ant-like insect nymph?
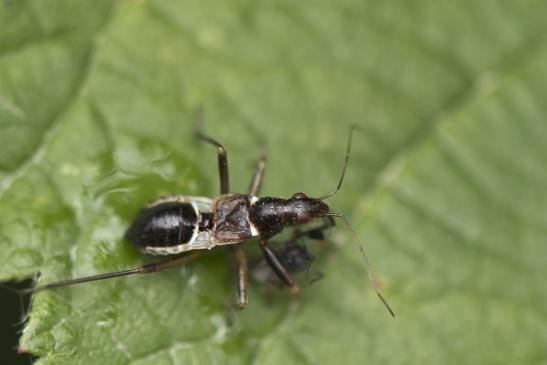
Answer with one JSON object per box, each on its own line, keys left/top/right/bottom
{"left": 23, "top": 109, "right": 395, "bottom": 317}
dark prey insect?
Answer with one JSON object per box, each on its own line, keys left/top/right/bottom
{"left": 24, "top": 110, "right": 395, "bottom": 316}
{"left": 251, "top": 221, "right": 333, "bottom": 287}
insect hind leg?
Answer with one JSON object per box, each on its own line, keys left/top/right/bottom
{"left": 21, "top": 252, "right": 203, "bottom": 294}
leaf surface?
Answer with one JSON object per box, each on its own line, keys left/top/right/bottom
{"left": 1, "top": 1, "right": 547, "bottom": 364}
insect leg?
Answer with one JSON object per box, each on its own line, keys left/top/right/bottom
{"left": 22, "top": 252, "right": 203, "bottom": 294}
{"left": 259, "top": 239, "right": 299, "bottom": 294}
{"left": 233, "top": 244, "right": 248, "bottom": 309}
{"left": 248, "top": 154, "right": 266, "bottom": 196}
{"left": 193, "top": 107, "right": 230, "bottom": 194}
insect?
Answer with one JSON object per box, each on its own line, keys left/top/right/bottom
{"left": 251, "top": 221, "right": 333, "bottom": 287}
{"left": 24, "top": 110, "right": 395, "bottom": 316}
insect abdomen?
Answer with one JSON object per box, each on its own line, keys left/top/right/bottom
{"left": 125, "top": 201, "right": 198, "bottom": 254}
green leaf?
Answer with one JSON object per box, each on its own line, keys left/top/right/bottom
{"left": 2, "top": 0, "right": 547, "bottom": 364}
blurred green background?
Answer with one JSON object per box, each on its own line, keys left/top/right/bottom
{"left": 1, "top": 0, "right": 547, "bottom": 364}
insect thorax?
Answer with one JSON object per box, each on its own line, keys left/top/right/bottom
{"left": 212, "top": 194, "right": 255, "bottom": 244}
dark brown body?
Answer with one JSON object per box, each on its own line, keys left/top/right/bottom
{"left": 249, "top": 194, "right": 329, "bottom": 238}
{"left": 125, "top": 191, "right": 330, "bottom": 257}
{"left": 125, "top": 194, "right": 256, "bottom": 255}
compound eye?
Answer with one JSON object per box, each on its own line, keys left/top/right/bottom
{"left": 292, "top": 192, "right": 307, "bottom": 199}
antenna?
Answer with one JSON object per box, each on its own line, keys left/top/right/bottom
{"left": 325, "top": 212, "right": 395, "bottom": 317}
{"left": 319, "top": 125, "right": 358, "bottom": 201}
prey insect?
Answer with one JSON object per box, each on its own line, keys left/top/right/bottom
{"left": 251, "top": 221, "right": 332, "bottom": 287}
{"left": 24, "top": 111, "right": 395, "bottom": 316}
